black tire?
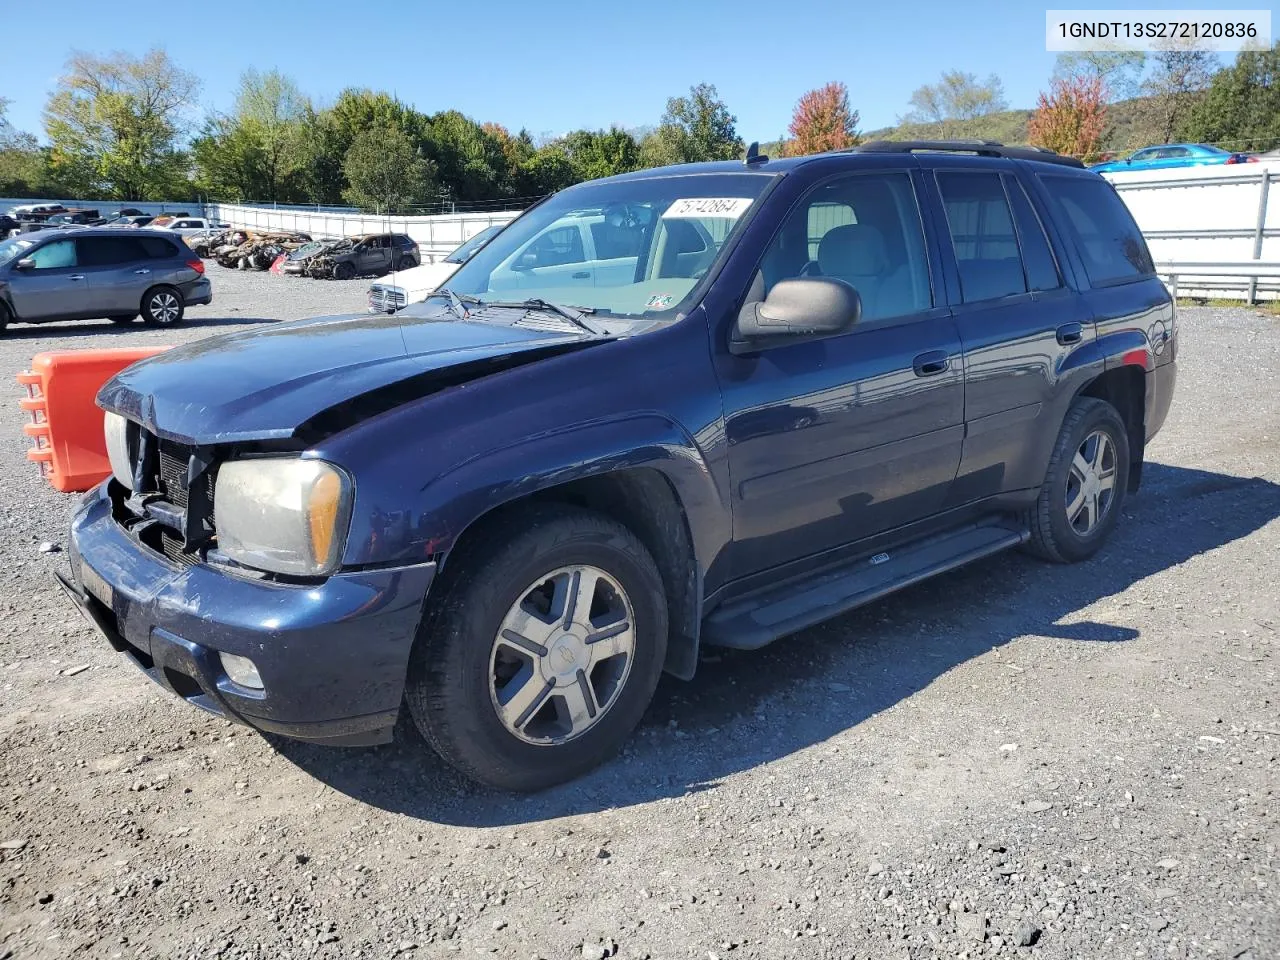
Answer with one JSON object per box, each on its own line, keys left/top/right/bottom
{"left": 108, "top": 314, "right": 137, "bottom": 325}
{"left": 1022, "top": 397, "right": 1130, "bottom": 563}
{"left": 399, "top": 256, "right": 417, "bottom": 270}
{"left": 405, "top": 505, "right": 668, "bottom": 791}
{"left": 141, "top": 286, "right": 185, "bottom": 327}
{"left": 0, "top": 301, "right": 10, "bottom": 332}
{"left": 332, "top": 261, "right": 356, "bottom": 281}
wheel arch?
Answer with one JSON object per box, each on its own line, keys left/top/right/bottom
{"left": 1076, "top": 363, "right": 1146, "bottom": 492}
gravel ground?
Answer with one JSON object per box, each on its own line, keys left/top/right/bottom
{"left": 0, "top": 273, "right": 1276, "bottom": 960}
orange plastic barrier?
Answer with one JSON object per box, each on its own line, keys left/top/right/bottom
{"left": 17, "top": 348, "right": 170, "bottom": 493}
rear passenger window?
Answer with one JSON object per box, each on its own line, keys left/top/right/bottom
{"left": 937, "top": 172, "right": 1026, "bottom": 302}
{"left": 1042, "top": 176, "right": 1153, "bottom": 284}
{"left": 78, "top": 236, "right": 149, "bottom": 266}
{"left": 759, "top": 172, "right": 932, "bottom": 323}
{"left": 1006, "top": 179, "right": 1062, "bottom": 292}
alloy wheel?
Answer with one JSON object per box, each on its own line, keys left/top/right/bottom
{"left": 148, "top": 291, "right": 181, "bottom": 324}
{"left": 1065, "top": 429, "right": 1117, "bottom": 535}
{"left": 489, "top": 564, "right": 636, "bottom": 745}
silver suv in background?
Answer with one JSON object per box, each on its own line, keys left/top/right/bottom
{"left": 0, "top": 228, "right": 213, "bottom": 330}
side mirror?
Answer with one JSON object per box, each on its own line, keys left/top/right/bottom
{"left": 730, "top": 277, "right": 861, "bottom": 354}
{"left": 14, "top": 258, "right": 34, "bottom": 271}
{"left": 1125, "top": 157, "right": 1133, "bottom": 165}
{"left": 511, "top": 252, "right": 538, "bottom": 271}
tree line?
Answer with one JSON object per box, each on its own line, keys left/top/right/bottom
{"left": 1, "top": 43, "right": 1276, "bottom": 210}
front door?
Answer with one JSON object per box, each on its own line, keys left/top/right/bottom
{"left": 6, "top": 237, "right": 88, "bottom": 320}
{"left": 715, "top": 169, "right": 966, "bottom": 579}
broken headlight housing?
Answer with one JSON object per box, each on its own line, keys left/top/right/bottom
{"left": 214, "top": 458, "right": 353, "bottom": 576}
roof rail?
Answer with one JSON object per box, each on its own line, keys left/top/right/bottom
{"left": 850, "top": 139, "right": 1086, "bottom": 169}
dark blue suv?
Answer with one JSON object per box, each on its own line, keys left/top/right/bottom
{"left": 60, "top": 141, "right": 1176, "bottom": 790}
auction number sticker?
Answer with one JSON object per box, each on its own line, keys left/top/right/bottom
{"left": 663, "top": 198, "right": 754, "bottom": 219}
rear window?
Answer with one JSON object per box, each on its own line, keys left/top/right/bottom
{"left": 1042, "top": 175, "right": 1153, "bottom": 285}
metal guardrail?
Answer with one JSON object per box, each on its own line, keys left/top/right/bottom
{"left": 1155, "top": 261, "right": 1280, "bottom": 301}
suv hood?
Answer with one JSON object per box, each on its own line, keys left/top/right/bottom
{"left": 99, "top": 312, "right": 600, "bottom": 445}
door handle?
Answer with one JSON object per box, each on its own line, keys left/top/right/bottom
{"left": 1056, "top": 322, "right": 1084, "bottom": 345}
{"left": 133, "top": 268, "right": 151, "bottom": 275}
{"left": 68, "top": 274, "right": 85, "bottom": 281}
{"left": 912, "top": 350, "right": 950, "bottom": 377}
{"left": 571, "top": 271, "right": 590, "bottom": 279}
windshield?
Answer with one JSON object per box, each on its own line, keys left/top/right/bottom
{"left": 444, "top": 224, "right": 503, "bottom": 264}
{"left": 0, "top": 236, "right": 34, "bottom": 267}
{"left": 442, "top": 172, "right": 774, "bottom": 319}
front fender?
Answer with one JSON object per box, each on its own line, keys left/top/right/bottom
{"left": 326, "top": 410, "right": 728, "bottom": 579}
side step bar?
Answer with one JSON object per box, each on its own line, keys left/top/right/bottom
{"left": 703, "top": 522, "right": 1029, "bottom": 650}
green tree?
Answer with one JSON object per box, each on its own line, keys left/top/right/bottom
{"left": 0, "top": 99, "right": 48, "bottom": 196}
{"left": 232, "top": 69, "right": 308, "bottom": 200}
{"left": 427, "top": 110, "right": 508, "bottom": 202}
{"left": 906, "top": 71, "right": 1008, "bottom": 131}
{"left": 43, "top": 48, "right": 199, "bottom": 199}
{"left": 292, "top": 106, "right": 348, "bottom": 205}
{"left": 341, "top": 123, "right": 435, "bottom": 212}
{"left": 191, "top": 115, "right": 268, "bottom": 201}
{"left": 640, "top": 83, "right": 743, "bottom": 166}
{"left": 561, "top": 127, "right": 640, "bottom": 181}
{"left": 1182, "top": 42, "right": 1280, "bottom": 151}
{"left": 1053, "top": 50, "right": 1146, "bottom": 101}
{"left": 513, "top": 144, "right": 577, "bottom": 196}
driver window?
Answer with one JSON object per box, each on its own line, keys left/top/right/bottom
{"left": 29, "top": 239, "right": 77, "bottom": 270}
{"left": 525, "top": 226, "right": 584, "bottom": 267}
{"left": 759, "top": 172, "right": 931, "bottom": 322}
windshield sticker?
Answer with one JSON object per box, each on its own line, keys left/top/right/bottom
{"left": 645, "top": 294, "right": 675, "bottom": 310}
{"left": 662, "top": 197, "right": 753, "bottom": 219}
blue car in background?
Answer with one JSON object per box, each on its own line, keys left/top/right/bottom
{"left": 1091, "top": 143, "right": 1257, "bottom": 173}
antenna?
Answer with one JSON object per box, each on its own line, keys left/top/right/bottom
{"left": 744, "top": 141, "right": 769, "bottom": 166}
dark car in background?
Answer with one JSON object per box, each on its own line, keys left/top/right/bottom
{"left": 0, "top": 227, "right": 212, "bottom": 330}
{"left": 63, "top": 140, "right": 1175, "bottom": 791}
{"left": 283, "top": 232, "right": 418, "bottom": 279}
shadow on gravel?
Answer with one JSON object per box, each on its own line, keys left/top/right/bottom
{"left": 274, "top": 462, "right": 1280, "bottom": 825}
{"left": 3, "top": 316, "right": 277, "bottom": 339}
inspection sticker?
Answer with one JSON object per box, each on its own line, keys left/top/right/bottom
{"left": 645, "top": 294, "right": 675, "bottom": 310}
{"left": 663, "top": 197, "right": 753, "bottom": 219}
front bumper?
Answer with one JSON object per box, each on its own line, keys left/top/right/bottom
{"left": 61, "top": 484, "right": 436, "bottom": 745}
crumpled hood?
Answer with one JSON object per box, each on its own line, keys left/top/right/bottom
{"left": 98, "top": 311, "right": 595, "bottom": 444}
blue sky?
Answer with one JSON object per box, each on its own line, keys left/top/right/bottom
{"left": 4, "top": 0, "right": 1105, "bottom": 142}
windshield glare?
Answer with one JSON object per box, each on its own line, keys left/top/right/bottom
{"left": 0, "top": 237, "right": 34, "bottom": 267}
{"left": 442, "top": 172, "right": 774, "bottom": 318}
{"left": 445, "top": 224, "right": 503, "bottom": 264}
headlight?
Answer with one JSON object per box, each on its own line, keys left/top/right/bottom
{"left": 104, "top": 411, "right": 136, "bottom": 489}
{"left": 214, "top": 458, "right": 353, "bottom": 576}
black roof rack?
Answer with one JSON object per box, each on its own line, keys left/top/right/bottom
{"left": 849, "top": 139, "right": 1085, "bottom": 169}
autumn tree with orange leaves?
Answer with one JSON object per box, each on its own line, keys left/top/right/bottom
{"left": 1028, "top": 75, "right": 1108, "bottom": 163}
{"left": 785, "top": 82, "right": 861, "bottom": 156}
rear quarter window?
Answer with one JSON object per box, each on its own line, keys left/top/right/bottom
{"left": 139, "top": 236, "right": 180, "bottom": 259}
{"left": 1041, "top": 175, "right": 1153, "bottom": 286}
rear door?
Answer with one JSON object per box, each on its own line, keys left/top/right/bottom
{"left": 922, "top": 159, "right": 1088, "bottom": 502}
{"left": 76, "top": 235, "right": 155, "bottom": 315}
{"left": 6, "top": 238, "right": 87, "bottom": 320}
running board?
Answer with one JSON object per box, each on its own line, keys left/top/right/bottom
{"left": 703, "top": 522, "right": 1029, "bottom": 650}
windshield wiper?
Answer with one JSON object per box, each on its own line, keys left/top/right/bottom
{"left": 428, "top": 288, "right": 485, "bottom": 320}
{"left": 483, "top": 298, "right": 602, "bottom": 334}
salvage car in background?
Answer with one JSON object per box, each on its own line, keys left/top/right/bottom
{"left": 0, "top": 227, "right": 211, "bottom": 329}
{"left": 163, "top": 217, "right": 231, "bottom": 237}
{"left": 285, "top": 233, "right": 418, "bottom": 279}
{"left": 368, "top": 224, "right": 504, "bottom": 313}
{"left": 1090, "top": 143, "right": 1258, "bottom": 172}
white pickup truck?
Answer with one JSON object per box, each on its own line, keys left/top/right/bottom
{"left": 159, "top": 217, "right": 231, "bottom": 237}
{"left": 367, "top": 224, "right": 505, "bottom": 313}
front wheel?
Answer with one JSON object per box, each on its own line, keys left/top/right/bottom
{"left": 1023, "top": 397, "right": 1130, "bottom": 563}
{"left": 141, "top": 287, "right": 185, "bottom": 327}
{"left": 332, "top": 261, "right": 355, "bottom": 280}
{"left": 405, "top": 506, "right": 668, "bottom": 791}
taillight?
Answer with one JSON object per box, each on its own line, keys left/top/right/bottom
{"left": 1226, "top": 155, "right": 1241, "bottom": 164}
{"left": 186, "top": 259, "right": 205, "bottom": 274}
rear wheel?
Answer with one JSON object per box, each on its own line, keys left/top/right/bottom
{"left": 141, "top": 287, "right": 185, "bottom": 327}
{"left": 1023, "top": 397, "right": 1130, "bottom": 563}
{"left": 332, "top": 261, "right": 356, "bottom": 280}
{"left": 399, "top": 256, "right": 417, "bottom": 270}
{"left": 405, "top": 505, "right": 668, "bottom": 791}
